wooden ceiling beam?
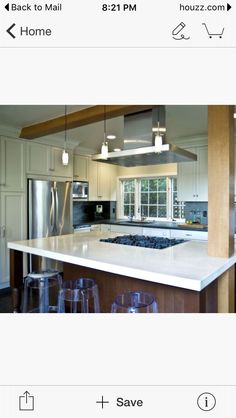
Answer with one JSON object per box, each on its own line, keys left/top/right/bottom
{"left": 19, "top": 105, "right": 153, "bottom": 140}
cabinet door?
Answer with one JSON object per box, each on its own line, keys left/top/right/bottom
{"left": 196, "top": 147, "right": 208, "bottom": 201}
{"left": 53, "top": 147, "right": 73, "bottom": 178}
{"left": 100, "top": 224, "right": 111, "bottom": 232}
{"left": 88, "top": 159, "right": 117, "bottom": 201}
{"left": 0, "top": 137, "right": 25, "bottom": 192}
{"left": 177, "top": 155, "right": 197, "bottom": 201}
{"left": 73, "top": 155, "right": 88, "bottom": 180}
{"left": 0, "top": 193, "right": 26, "bottom": 288}
{"left": 88, "top": 159, "right": 98, "bottom": 201}
{"left": 170, "top": 229, "right": 208, "bottom": 240}
{"left": 27, "top": 142, "right": 50, "bottom": 175}
{"left": 109, "top": 164, "right": 117, "bottom": 201}
{"left": 97, "top": 163, "right": 111, "bottom": 200}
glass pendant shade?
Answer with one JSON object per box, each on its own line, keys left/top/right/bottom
{"left": 62, "top": 149, "right": 69, "bottom": 165}
{"left": 101, "top": 142, "right": 108, "bottom": 159}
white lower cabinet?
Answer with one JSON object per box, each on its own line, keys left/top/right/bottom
{"left": 100, "top": 224, "right": 208, "bottom": 240}
{"left": 100, "top": 224, "right": 111, "bottom": 232}
{"left": 0, "top": 192, "right": 26, "bottom": 288}
{"left": 170, "top": 229, "right": 208, "bottom": 240}
{"left": 110, "top": 225, "right": 142, "bottom": 234}
{"left": 142, "top": 228, "right": 171, "bottom": 238}
{"left": 90, "top": 224, "right": 101, "bottom": 232}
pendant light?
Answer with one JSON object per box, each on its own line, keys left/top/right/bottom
{"left": 100, "top": 105, "right": 108, "bottom": 159}
{"left": 154, "top": 122, "right": 163, "bottom": 153}
{"left": 62, "top": 105, "right": 69, "bottom": 166}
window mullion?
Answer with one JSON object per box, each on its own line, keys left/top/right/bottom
{"left": 135, "top": 179, "right": 140, "bottom": 219}
{"left": 167, "top": 177, "right": 171, "bottom": 220}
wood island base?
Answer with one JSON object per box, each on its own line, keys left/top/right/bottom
{"left": 63, "top": 263, "right": 218, "bottom": 313}
{"left": 9, "top": 248, "right": 218, "bottom": 313}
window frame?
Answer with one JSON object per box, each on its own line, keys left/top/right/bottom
{"left": 119, "top": 175, "right": 184, "bottom": 221}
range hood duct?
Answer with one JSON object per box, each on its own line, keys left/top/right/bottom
{"left": 92, "top": 107, "right": 197, "bottom": 167}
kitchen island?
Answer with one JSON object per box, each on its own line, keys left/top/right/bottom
{"left": 8, "top": 232, "right": 236, "bottom": 313}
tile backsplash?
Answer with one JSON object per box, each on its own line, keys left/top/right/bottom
{"left": 184, "top": 202, "right": 236, "bottom": 226}
{"left": 73, "top": 201, "right": 116, "bottom": 226}
{"left": 184, "top": 202, "right": 208, "bottom": 224}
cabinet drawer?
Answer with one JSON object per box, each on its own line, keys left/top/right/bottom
{"left": 91, "top": 224, "right": 101, "bottom": 231}
{"left": 110, "top": 225, "right": 142, "bottom": 234}
{"left": 142, "top": 228, "right": 171, "bottom": 238}
{"left": 100, "top": 224, "right": 111, "bottom": 232}
{"left": 170, "top": 229, "right": 208, "bottom": 240}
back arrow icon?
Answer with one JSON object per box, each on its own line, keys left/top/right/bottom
{"left": 7, "top": 23, "right": 16, "bottom": 39}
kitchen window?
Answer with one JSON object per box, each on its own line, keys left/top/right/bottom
{"left": 120, "top": 177, "right": 184, "bottom": 221}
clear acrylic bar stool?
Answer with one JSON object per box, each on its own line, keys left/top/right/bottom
{"left": 111, "top": 291, "right": 158, "bottom": 313}
{"left": 22, "top": 270, "right": 62, "bottom": 313}
{"left": 58, "top": 278, "right": 100, "bottom": 313}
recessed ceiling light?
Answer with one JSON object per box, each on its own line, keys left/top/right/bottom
{"left": 113, "top": 148, "right": 121, "bottom": 152}
{"left": 107, "top": 134, "right": 116, "bottom": 140}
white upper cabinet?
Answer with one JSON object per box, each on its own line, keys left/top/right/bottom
{"left": 27, "top": 142, "right": 50, "bottom": 175}
{"left": 88, "top": 159, "right": 117, "bottom": 201}
{"left": 97, "top": 163, "right": 112, "bottom": 200}
{"left": 27, "top": 143, "right": 73, "bottom": 178}
{"left": 177, "top": 146, "right": 208, "bottom": 202}
{"left": 0, "top": 137, "right": 25, "bottom": 192}
{"left": 73, "top": 155, "right": 88, "bottom": 180}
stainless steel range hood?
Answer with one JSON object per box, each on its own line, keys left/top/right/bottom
{"left": 92, "top": 107, "right": 197, "bottom": 167}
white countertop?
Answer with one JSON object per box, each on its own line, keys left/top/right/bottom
{"left": 8, "top": 232, "right": 236, "bottom": 292}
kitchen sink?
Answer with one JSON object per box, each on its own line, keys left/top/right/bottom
{"left": 116, "top": 220, "right": 157, "bottom": 226}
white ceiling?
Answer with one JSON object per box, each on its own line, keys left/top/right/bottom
{"left": 0, "top": 105, "right": 233, "bottom": 154}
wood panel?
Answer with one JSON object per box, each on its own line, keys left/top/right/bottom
{"left": 208, "top": 105, "right": 235, "bottom": 313}
{"left": 217, "top": 266, "right": 235, "bottom": 313}
{"left": 20, "top": 105, "right": 153, "bottom": 139}
{"left": 208, "top": 105, "right": 234, "bottom": 257}
{"left": 63, "top": 263, "right": 218, "bottom": 313}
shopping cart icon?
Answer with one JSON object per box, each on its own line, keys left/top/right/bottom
{"left": 202, "top": 23, "right": 224, "bottom": 38}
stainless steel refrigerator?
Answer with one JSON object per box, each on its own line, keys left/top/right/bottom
{"left": 28, "top": 179, "right": 73, "bottom": 272}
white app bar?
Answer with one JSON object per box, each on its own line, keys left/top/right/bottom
{"left": 0, "top": 385, "right": 234, "bottom": 417}
{"left": 0, "top": 0, "right": 235, "bottom": 47}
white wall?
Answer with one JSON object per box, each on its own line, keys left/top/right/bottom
{"left": 117, "top": 163, "right": 177, "bottom": 177}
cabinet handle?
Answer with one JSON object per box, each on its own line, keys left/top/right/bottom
{"left": 48, "top": 168, "right": 55, "bottom": 172}
{"left": 186, "top": 233, "right": 192, "bottom": 236}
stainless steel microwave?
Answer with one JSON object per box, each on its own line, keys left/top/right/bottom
{"left": 72, "top": 181, "right": 89, "bottom": 200}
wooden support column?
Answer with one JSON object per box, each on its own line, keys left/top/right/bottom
{"left": 208, "top": 105, "right": 235, "bottom": 312}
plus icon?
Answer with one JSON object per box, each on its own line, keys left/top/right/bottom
{"left": 96, "top": 395, "right": 110, "bottom": 409}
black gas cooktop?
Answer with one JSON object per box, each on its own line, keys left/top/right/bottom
{"left": 100, "top": 235, "right": 185, "bottom": 250}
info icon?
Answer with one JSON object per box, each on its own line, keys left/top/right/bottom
{"left": 197, "top": 392, "right": 216, "bottom": 411}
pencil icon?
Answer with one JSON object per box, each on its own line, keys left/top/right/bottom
{"left": 172, "top": 22, "right": 186, "bottom": 36}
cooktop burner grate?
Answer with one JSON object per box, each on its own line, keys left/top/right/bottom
{"left": 100, "top": 235, "right": 185, "bottom": 250}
